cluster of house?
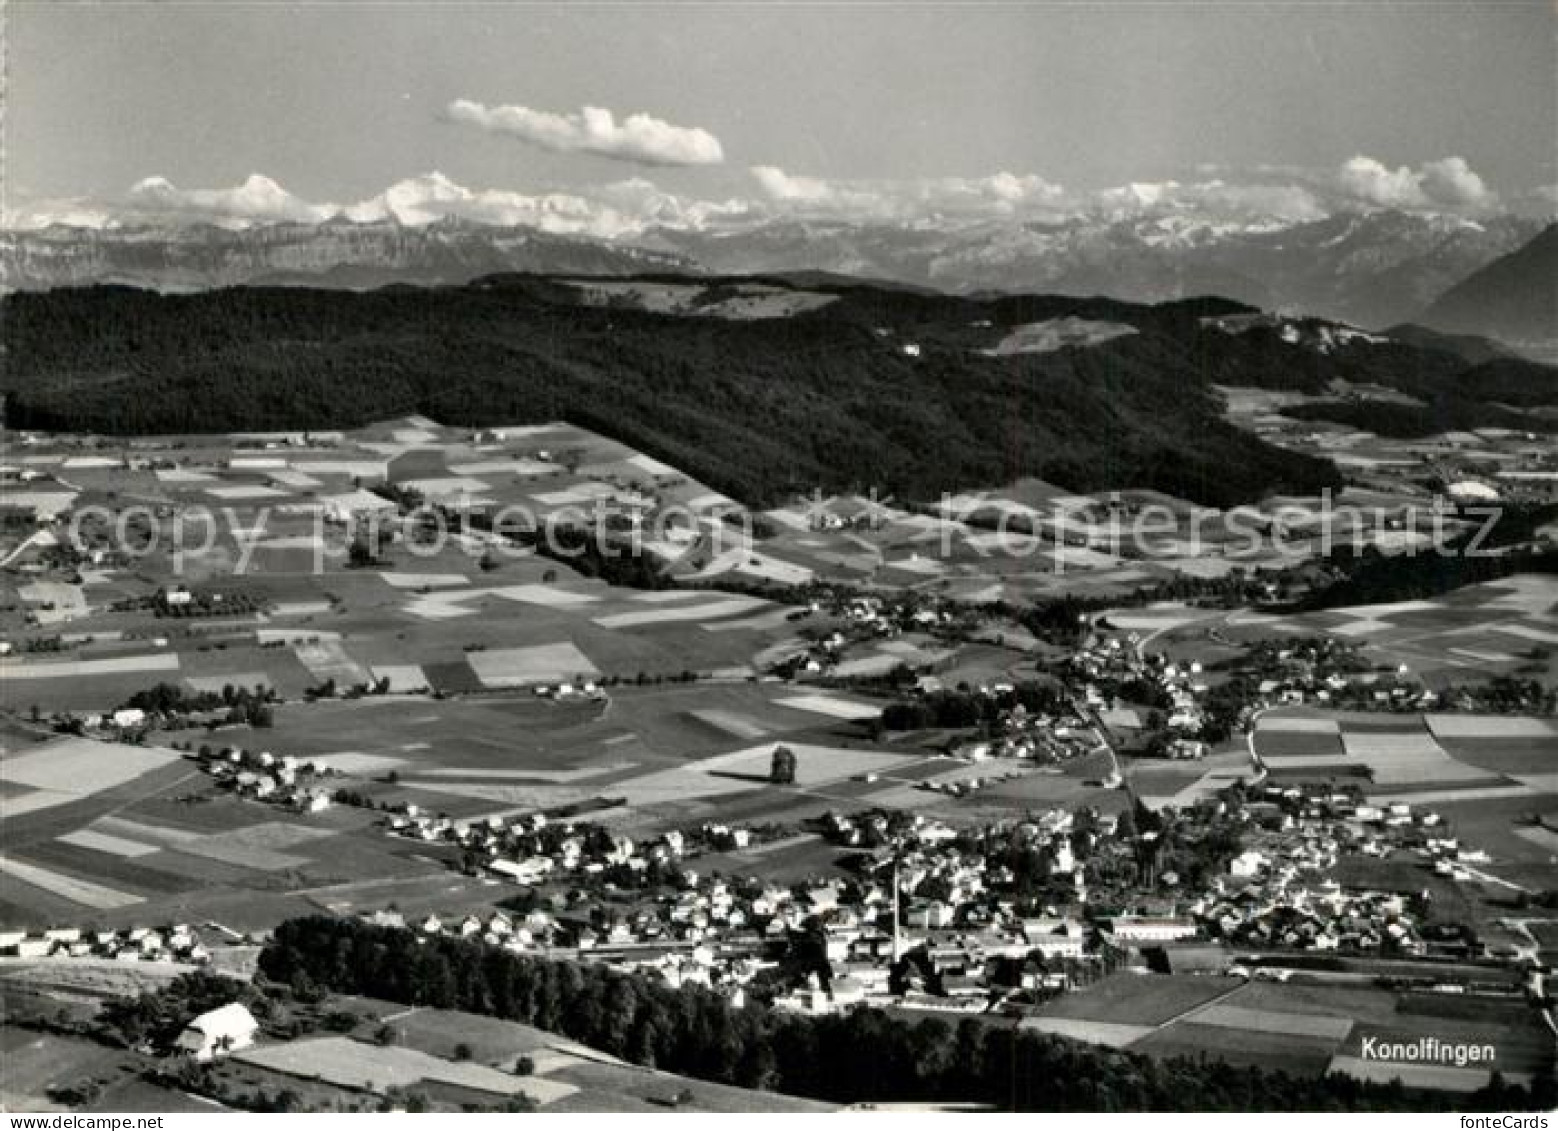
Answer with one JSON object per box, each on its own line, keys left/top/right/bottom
{"left": 373, "top": 880, "right": 1101, "bottom": 1018}
{"left": 0, "top": 923, "right": 211, "bottom": 965}
{"left": 531, "top": 680, "right": 608, "bottom": 702}
{"left": 1256, "top": 669, "right": 1439, "bottom": 712}
{"left": 956, "top": 696, "right": 1114, "bottom": 769}
{"left": 1064, "top": 629, "right": 1477, "bottom": 751}
{"left": 362, "top": 807, "right": 1124, "bottom": 1014}
{"left": 1181, "top": 784, "right": 1471, "bottom": 956}
{"left": 1236, "top": 638, "right": 1448, "bottom": 712}
{"left": 1072, "top": 634, "right": 1210, "bottom": 743}
{"left": 351, "top": 761, "right": 1541, "bottom": 1020}
{"left": 385, "top": 807, "right": 760, "bottom": 888}
{"left": 1194, "top": 870, "right": 1429, "bottom": 955}
{"left": 201, "top": 746, "right": 334, "bottom": 813}
{"left": 779, "top": 590, "right": 969, "bottom": 675}
{"left": 363, "top": 906, "right": 562, "bottom": 952}
{"left": 912, "top": 764, "right": 1031, "bottom": 799}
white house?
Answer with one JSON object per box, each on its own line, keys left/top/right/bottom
{"left": 1107, "top": 916, "right": 1199, "bottom": 943}
{"left": 1228, "top": 850, "right": 1268, "bottom": 879}
{"left": 174, "top": 1003, "right": 259, "bottom": 1062}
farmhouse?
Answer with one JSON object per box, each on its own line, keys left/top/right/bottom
{"left": 108, "top": 707, "right": 147, "bottom": 729}
{"left": 175, "top": 1002, "right": 260, "bottom": 1062}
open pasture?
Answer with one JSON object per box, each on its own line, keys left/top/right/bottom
{"left": 591, "top": 595, "right": 767, "bottom": 629}
{"left": 0, "top": 737, "right": 186, "bottom": 812}
{"left": 1339, "top": 728, "right": 1473, "bottom": 786}
{"left": 1326, "top": 1057, "right": 1513, "bottom": 1093}
{"left": 216, "top": 683, "right": 876, "bottom": 811}
{"left": 1133, "top": 752, "right": 1254, "bottom": 811}
{"left": 608, "top": 741, "right": 919, "bottom": 806}
{"left": 1018, "top": 1017, "right": 1153, "bottom": 1049}
{"left": 1439, "top": 735, "right": 1551, "bottom": 778}
{"left": 465, "top": 642, "right": 600, "bottom": 688}
{"left": 234, "top": 1036, "right": 576, "bottom": 1104}
{"left": 1032, "top": 973, "right": 1240, "bottom": 1028}
{"left": 1133, "top": 1021, "right": 1339, "bottom": 1075}
{"left": 1427, "top": 714, "right": 1558, "bottom": 741}
{"left": 1188, "top": 1002, "right": 1352, "bottom": 1040}
{"left": 0, "top": 748, "right": 457, "bottom": 928}
{"left": 12, "top": 838, "right": 209, "bottom": 898}
{"left": 218, "top": 697, "right": 610, "bottom": 776}
{"left": 1253, "top": 728, "right": 1345, "bottom": 758}
{"left": 1117, "top": 975, "right": 1553, "bottom": 1084}
{"left": 1420, "top": 794, "right": 1558, "bottom": 889}
{"left": 1256, "top": 710, "right": 1551, "bottom": 793}
{"left": 968, "top": 753, "right": 1127, "bottom": 814}
{"left": 0, "top": 1030, "right": 134, "bottom": 1109}
{"left": 389, "top": 1007, "right": 587, "bottom": 1068}
{"left": 0, "top": 853, "right": 145, "bottom": 909}
{"left": 1217, "top": 980, "right": 1401, "bottom": 1024}
{"left": 0, "top": 654, "right": 181, "bottom": 713}
{"left": 773, "top": 693, "right": 884, "bottom": 721}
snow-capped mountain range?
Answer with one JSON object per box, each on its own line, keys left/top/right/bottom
{"left": 2, "top": 170, "right": 1547, "bottom": 330}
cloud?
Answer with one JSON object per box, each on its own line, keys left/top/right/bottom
{"left": 750, "top": 165, "right": 834, "bottom": 204}
{"left": 976, "top": 172, "right": 1067, "bottom": 207}
{"left": 748, "top": 166, "right": 1070, "bottom": 223}
{"left": 1337, "top": 155, "right": 1496, "bottom": 212}
{"left": 1095, "top": 179, "right": 1326, "bottom": 225}
{"left": 445, "top": 99, "right": 724, "bottom": 167}
{"left": 1528, "top": 183, "right": 1558, "bottom": 209}
{"left": 0, "top": 198, "right": 113, "bottom": 230}
{"left": 344, "top": 172, "right": 678, "bottom": 239}
{"left": 747, "top": 165, "right": 1324, "bottom": 229}
{"left": 5, "top": 172, "right": 757, "bottom": 238}
{"left": 593, "top": 177, "right": 755, "bottom": 230}
{"left": 1417, "top": 157, "right": 1492, "bottom": 209}
{"left": 125, "top": 174, "right": 338, "bottom": 226}
{"left": 0, "top": 160, "right": 1514, "bottom": 237}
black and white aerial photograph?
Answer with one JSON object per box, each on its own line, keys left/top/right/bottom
{"left": 0, "top": 0, "right": 1555, "bottom": 1118}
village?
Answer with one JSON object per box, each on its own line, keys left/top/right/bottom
{"left": 0, "top": 418, "right": 1552, "bottom": 1109}
{"left": 9, "top": 740, "right": 1541, "bottom": 1030}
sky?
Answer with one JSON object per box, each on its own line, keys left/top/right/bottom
{"left": 6, "top": 1, "right": 1555, "bottom": 231}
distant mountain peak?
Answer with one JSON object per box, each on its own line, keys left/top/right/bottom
{"left": 1, "top": 207, "right": 1542, "bottom": 327}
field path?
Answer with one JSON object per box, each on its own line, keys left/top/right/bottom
{"left": 1143, "top": 979, "right": 1249, "bottom": 1035}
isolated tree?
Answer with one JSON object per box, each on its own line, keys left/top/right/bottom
{"left": 348, "top": 534, "right": 376, "bottom": 568}
{"left": 770, "top": 745, "right": 798, "bottom": 785}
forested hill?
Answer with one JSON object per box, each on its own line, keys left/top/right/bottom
{"left": 0, "top": 276, "right": 1511, "bottom": 508}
